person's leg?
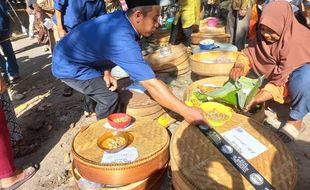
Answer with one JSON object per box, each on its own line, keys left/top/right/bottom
{"left": 278, "top": 64, "right": 310, "bottom": 142}
{"left": 0, "top": 53, "right": 9, "bottom": 82}
{"left": 169, "top": 18, "right": 182, "bottom": 45}
{"left": 182, "top": 27, "right": 193, "bottom": 47}
{"left": 63, "top": 77, "right": 119, "bottom": 120}
{"left": 226, "top": 7, "right": 237, "bottom": 45}
{"left": 0, "top": 107, "right": 15, "bottom": 179}
{"left": 0, "top": 39, "right": 19, "bottom": 79}
{"left": 28, "top": 14, "right": 35, "bottom": 38}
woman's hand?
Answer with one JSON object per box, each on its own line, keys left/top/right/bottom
{"left": 103, "top": 70, "right": 117, "bottom": 91}
{"left": 244, "top": 90, "right": 273, "bottom": 112}
{"left": 230, "top": 63, "right": 245, "bottom": 81}
{"left": 0, "top": 75, "right": 7, "bottom": 94}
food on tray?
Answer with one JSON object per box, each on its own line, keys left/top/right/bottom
{"left": 205, "top": 108, "right": 230, "bottom": 122}
{"left": 197, "top": 85, "right": 216, "bottom": 94}
{"left": 102, "top": 136, "right": 127, "bottom": 150}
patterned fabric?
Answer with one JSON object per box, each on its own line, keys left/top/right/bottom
{"left": 0, "top": 91, "right": 22, "bottom": 146}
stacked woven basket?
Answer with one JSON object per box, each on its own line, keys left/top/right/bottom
{"left": 72, "top": 119, "right": 170, "bottom": 189}
{"left": 119, "top": 90, "right": 165, "bottom": 120}
{"left": 144, "top": 44, "right": 190, "bottom": 76}
{"left": 191, "top": 20, "right": 230, "bottom": 44}
{"left": 190, "top": 51, "right": 240, "bottom": 77}
{"left": 170, "top": 115, "right": 297, "bottom": 190}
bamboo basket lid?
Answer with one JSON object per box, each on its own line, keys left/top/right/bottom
{"left": 72, "top": 119, "right": 170, "bottom": 185}
{"left": 119, "top": 90, "right": 166, "bottom": 119}
{"left": 190, "top": 51, "right": 240, "bottom": 76}
{"left": 144, "top": 44, "right": 189, "bottom": 71}
{"left": 170, "top": 116, "right": 297, "bottom": 190}
{"left": 183, "top": 76, "right": 265, "bottom": 122}
{"left": 191, "top": 33, "right": 230, "bottom": 44}
{"left": 72, "top": 162, "right": 167, "bottom": 190}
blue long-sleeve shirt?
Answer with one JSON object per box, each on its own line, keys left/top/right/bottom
{"left": 53, "top": 0, "right": 106, "bottom": 32}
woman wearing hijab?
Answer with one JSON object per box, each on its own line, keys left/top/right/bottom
{"left": 229, "top": 1, "right": 310, "bottom": 142}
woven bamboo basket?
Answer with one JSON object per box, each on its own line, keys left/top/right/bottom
{"left": 72, "top": 161, "right": 167, "bottom": 190}
{"left": 119, "top": 90, "right": 165, "bottom": 120}
{"left": 191, "top": 33, "right": 230, "bottom": 44}
{"left": 144, "top": 44, "right": 190, "bottom": 75}
{"left": 190, "top": 51, "right": 240, "bottom": 76}
{"left": 153, "top": 28, "right": 171, "bottom": 44}
{"left": 183, "top": 76, "right": 265, "bottom": 122}
{"left": 199, "top": 20, "right": 226, "bottom": 34}
{"left": 170, "top": 116, "right": 297, "bottom": 190}
{"left": 72, "top": 119, "right": 170, "bottom": 185}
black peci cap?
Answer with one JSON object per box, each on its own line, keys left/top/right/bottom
{"left": 126, "top": 0, "right": 160, "bottom": 9}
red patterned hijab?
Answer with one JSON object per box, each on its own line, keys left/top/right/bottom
{"left": 243, "top": 1, "right": 310, "bottom": 86}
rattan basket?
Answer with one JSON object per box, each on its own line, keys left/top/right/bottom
{"left": 144, "top": 44, "right": 190, "bottom": 76}
{"left": 72, "top": 162, "right": 167, "bottom": 190}
{"left": 183, "top": 76, "right": 265, "bottom": 122}
{"left": 170, "top": 116, "right": 297, "bottom": 190}
{"left": 72, "top": 119, "right": 170, "bottom": 185}
{"left": 119, "top": 90, "right": 165, "bottom": 120}
{"left": 190, "top": 51, "right": 240, "bottom": 76}
{"left": 199, "top": 20, "right": 226, "bottom": 34}
{"left": 153, "top": 28, "right": 171, "bottom": 44}
{"left": 191, "top": 33, "right": 230, "bottom": 44}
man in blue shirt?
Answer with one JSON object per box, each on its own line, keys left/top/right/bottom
{"left": 53, "top": 0, "right": 106, "bottom": 39}
{"left": 52, "top": 0, "right": 207, "bottom": 124}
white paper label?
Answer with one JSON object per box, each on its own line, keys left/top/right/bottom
{"left": 101, "top": 147, "right": 138, "bottom": 164}
{"left": 221, "top": 127, "right": 268, "bottom": 160}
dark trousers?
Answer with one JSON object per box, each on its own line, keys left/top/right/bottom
{"left": 62, "top": 77, "right": 119, "bottom": 119}
{"left": 0, "top": 36, "right": 19, "bottom": 78}
{"left": 169, "top": 17, "right": 193, "bottom": 47}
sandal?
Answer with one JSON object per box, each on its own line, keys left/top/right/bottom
{"left": 277, "top": 123, "right": 306, "bottom": 143}
{"left": 0, "top": 164, "right": 39, "bottom": 190}
{"left": 62, "top": 87, "right": 73, "bottom": 97}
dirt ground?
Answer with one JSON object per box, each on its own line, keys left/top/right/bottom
{"left": 7, "top": 35, "right": 310, "bottom": 190}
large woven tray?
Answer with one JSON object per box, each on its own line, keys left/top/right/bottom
{"left": 72, "top": 162, "right": 167, "bottom": 190}
{"left": 72, "top": 119, "right": 170, "bottom": 185}
{"left": 190, "top": 51, "right": 239, "bottom": 76}
{"left": 144, "top": 44, "right": 189, "bottom": 72}
{"left": 183, "top": 76, "right": 265, "bottom": 122}
{"left": 170, "top": 116, "right": 297, "bottom": 190}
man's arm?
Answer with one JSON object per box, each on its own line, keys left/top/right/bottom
{"left": 140, "top": 78, "right": 208, "bottom": 125}
{"left": 55, "top": 9, "right": 67, "bottom": 38}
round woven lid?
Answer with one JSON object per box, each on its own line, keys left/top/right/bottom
{"left": 170, "top": 115, "right": 297, "bottom": 190}
{"left": 72, "top": 119, "right": 170, "bottom": 185}
{"left": 144, "top": 44, "right": 188, "bottom": 71}
{"left": 120, "top": 90, "right": 158, "bottom": 109}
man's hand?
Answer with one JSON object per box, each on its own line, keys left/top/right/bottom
{"left": 244, "top": 90, "right": 273, "bottom": 112}
{"left": 103, "top": 70, "right": 117, "bottom": 91}
{"left": 141, "top": 79, "right": 209, "bottom": 125}
{"left": 230, "top": 63, "right": 245, "bottom": 81}
{"left": 0, "top": 75, "right": 7, "bottom": 94}
{"left": 183, "top": 106, "right": 209, "bottom": 125}
{"left": 239, "top": 8, "right": 247, "bottom": 17}
{"left": 58, "top": 28, "right": 67, "bottom": 39}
